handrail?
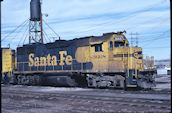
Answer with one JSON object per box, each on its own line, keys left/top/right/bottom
{"left": 17, "top": 59, "right": 84, "bottom": 72}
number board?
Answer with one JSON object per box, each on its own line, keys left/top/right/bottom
{"left": 114, "top": 37, "right": 123, "bottom": 41}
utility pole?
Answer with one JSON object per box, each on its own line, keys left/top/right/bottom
{"left": 129, "top": 32, "right": 133, "bottom": 47}
{"left": 130, "top": 32, "right": 139, "bottom": 47}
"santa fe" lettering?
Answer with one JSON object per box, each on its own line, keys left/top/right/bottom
{"left": 28, "top": 51, "right": 72, "bottom": 67}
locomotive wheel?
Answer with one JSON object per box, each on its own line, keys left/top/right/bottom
{"left": 17, "top": 75, "right": 22, "bottom": 85}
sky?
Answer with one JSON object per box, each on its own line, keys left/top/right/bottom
{"left": 1, "top": 0, "right": 171, "bottom": 60}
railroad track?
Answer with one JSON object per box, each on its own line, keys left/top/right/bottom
{"left": 2, "top": 88, "right": 171, "bottom": 112}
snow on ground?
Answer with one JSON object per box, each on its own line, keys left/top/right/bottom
{"left": 152, "top": 74, "right": 171, "bottom": 91}
{"left": 17, "top": 85, "right": 93, "bottom": 92}
{"left": 154, "top": 83, "right": 171, "bottom": 90}
{"left": 155, "top": 74, "right": 171, "bottom": 83}
{"left": 38, "top": 87, "right": 93, "bottom": 92}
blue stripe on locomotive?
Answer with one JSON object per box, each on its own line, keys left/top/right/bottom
{"left": 17, "top": 40, "right": 93, "bottom": 72}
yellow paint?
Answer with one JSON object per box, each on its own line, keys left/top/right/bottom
{"left": 127, "top": 47, "right": 129, "bottom": 77}
{"left": 127, "top": 85, "right": 137, "bottom": 87}
{"left": 59, "top": 51, "right": 67, "bottom": 66}
{"left": 75, "top": 46, "right": 90, "bottom": 62}
{"left": 29, "top": 53, "right": 34, "bottom": 66}
{"left": 66, "top": 55, "right": 72, "bottom": 65}
{"left": 135, "top": 62, "right": 137, "bottom": 78}
{"left": 74, "top": 33, "right": 144, "bottom": 73}
{"left": 90, "top": 41, "right": 109, "bottom": 72}
{"left": 28, "top": 51, "right": 73, "bottom": 67}
{"left": 2, "top": 48, "right": 16, "bottom": 77}
{"left": 47, "top": 54, "right": 51, "bottom": 66}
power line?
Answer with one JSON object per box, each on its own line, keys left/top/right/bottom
{"left": 143, "top": 46, "right": 170, "bottom": 50}
{"left": 141, "top": 30, "right": 170, "bottom": 42}
{"left": 142, "top": 35, "right": 170, "bottom": 43}
{"left": 2, "top": 20, "right": 29, "bottom": 48}
{"left": 64, "top": 0, "right": 168, "bottom": 35}
{"left": 1, "top": 18, "right": 29, "bottom": 41}
{"left": 9, "top": 21, "right": 29, "bottom": 44}
{"left": 23, "top": 33, "right": 29, "bottom": 45}
{"left": 43, "top": 19, "right": 60, "bottom": 40}
{"left": 125, "top": 13, "right": 170, "bottom": 33}
{"left": 43, "top": 30, "right": 51, "bottom": 42}
{"left": 141, "top": 30, "right": 170, "bottom": 47}
{"left": 18, "top": 24, "right": 29, "bottom": 46}
{"left": 143, "top": 46, "right": 170, "bottom": 49}
{"left": 139, "top": 31, "right": 169, "bottom": 37}
{"left": 42, "top": 31, "right": 48, "bottom": 43}
{"left": 45, "top": 0, "right": 168, "bottom": 38}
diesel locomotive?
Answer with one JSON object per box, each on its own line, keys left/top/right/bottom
{"left": 1, "top": 0, "right": 156, "bottom": 89}
{"left": 1, "top": 48, "right": 16, "bottom": 83}
{"left": 6, "top": 31, "right": 156, "bottom": 89}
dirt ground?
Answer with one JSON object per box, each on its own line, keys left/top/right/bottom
{"left": 1, "top": 74, "right": 171, "bottom": 113}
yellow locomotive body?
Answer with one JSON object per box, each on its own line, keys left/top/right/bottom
{"left": 75, "top": 32, "right": 155, "bottom": 88}
{"left": 1, "top": 48, "right": 16, "bottom": 83}
{"left": 76, "top": 32, "right": 143, "bottom": 73}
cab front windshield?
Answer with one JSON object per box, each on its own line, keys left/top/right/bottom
{"left": 114, "top": 37, "right": 126, "bottom": 48}
{"left": 114, "top": 42, "right": 124, "bottom": 48}
{"left": 109, "top": 36, "right": 129, "bottom": 49}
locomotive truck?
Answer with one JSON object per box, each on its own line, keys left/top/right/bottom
{"left": 4, "top": 31, "right": 155, "bottom": 89}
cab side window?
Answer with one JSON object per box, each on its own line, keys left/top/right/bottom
{"left": 95, "top": 44, "right": 103, "bottom": 52}
{"left": 109, "top": 41, "right": 113, "bottom": 50}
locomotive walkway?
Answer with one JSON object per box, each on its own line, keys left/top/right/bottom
{"left": 1, "top": 84, "right": 171, "bottom": 113}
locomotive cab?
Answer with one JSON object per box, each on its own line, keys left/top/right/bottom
{"left": 107, "top": 33, "right": 155, "bottom": 89}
